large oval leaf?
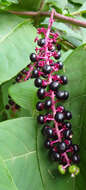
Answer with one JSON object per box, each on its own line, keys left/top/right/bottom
{"left": 0, "top": 13, "right": 36, "bottom": 84}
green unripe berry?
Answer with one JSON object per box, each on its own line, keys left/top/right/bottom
{"left": 58, "top": 165, "right": 66, "bottom": 175}
{"left": 69, "top": 165, "right": 80, "bottom": 177}
{"left": 75, "top": 166, "right": 80, "bottom": 176}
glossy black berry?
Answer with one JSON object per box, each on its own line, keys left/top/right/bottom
{"left": 8, "top": 100, "right": 14, "bottom": 106}
{"left": 49, "top": 81, "right": 60, "bottom": 91}
{"left": 42, "top": 126, "right": 53, "bottom": 138}
{"left": 72, "top": 144, "right": 79, "bottom": 153}
{"left": 16, "top": 75, "right": 21, "bottom": 82}
{"left": 43, "top": 65, "right": 51, "bottom": 74}
{"left": 64, "top": 129, "right": 72, "bottom": 139}
{"left": 64, "top": 91, "right": 69, "bottom": 100}
{"left": 37, "top": 38, "right": 45, "bottom": 47}
{"left": 30, "top": 53, "right": 37, "bottom": 62}
{"left": 36, "top": 102, "right": 44, "bottom": 111}
{"left": 44, "top": 99, "right": 52, "bottom": 109}
{"left": 48, "top": 45, "right": 55, "bottom": 52}
{"left": 55, "top": 112, "right": 64, "bottom": 122}
{"left": 56, "top": 90, "right": 65, "bottom": 100}
{"left": 65, "top": 111, "right": 72, "bottom": 120}
{"left": 50, "top": 151, "right": 61, "bottom": 161}
{"left": 58, "top": 142, "right": 67, "bottom": 153}
{"left": 57, "top": 61, "right": 63, "bottom": 69}
{"left": 32, "top": 69, "right": 39, "bottom": 78}
{"left": 37, "top": 88, "right": 45, "bottom": 99}
{"left": 65, "top": 139, "right": 72, "bottom": 149}
{"left": 34, "top": 78, "right": 42, "bottom": 87}
{"left": 60, "top": 75, "right": 68, "bottom": 85}
{"left": 72, "top": 154, "right": 80, "bottom": 164}
{"left": 15, "top": 104, "right": 20, "bottom": 109}
{"left": 21, "top": 69, "right": 27, "bottom": 74}
{"left": 5, "top": 104, "right": 10, "bottom": 110}
{"left": 54, "top": 51, "right": 61, "bottom": 59}
{"left": 44, "top": 139, "right": 51, "bottom": 149}
{"left": 56, "top": 44, "right": 61, "bottom": 50}
{"left": 64, "top": 122, "right": 72, "bottom": 129}
{"left": 37, "top": 114, "right": 44, "bottom": 124}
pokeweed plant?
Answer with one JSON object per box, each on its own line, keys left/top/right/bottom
{"left": 0, "top": 0, "right": 86, "bottom": 190}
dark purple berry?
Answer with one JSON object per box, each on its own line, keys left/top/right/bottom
{"left": 63, "top": 129, "right": 72, "bottom": 139}
{"left": 72, "top": 154, "right": 80, "bottom": 164}
{"left": 50, "top": 151, "right": 61, "bottom": 161}
{"left": 65, "top": 139, "right": 72, "bottom": 149}
{"left": 37, "top": 88, "right": 45, "bottom": 99}
{"left": 60, "top": 75, "right": 68, "bottom": 85}
{"left": 56, "top": 90, "right": 65, "bottom": 100}
{"left": 72, "top": 144, "right": 79, "bottom": 153}
{"left": 34, "top": 78, "right": 42, "bottom": 88}
{"left": 65, "top": 111, "right": 72, "bottom": 120}
{"left": 44, "top": 99, "right": 52, "bottom": 109}
{"left": 37, "top": 38, "right": 45, "bottom": 47}
{"left": 64, "top": 91, "right": 69, "bottom": 100}
{"left": 21, "top": 69, "right": 27, "bottom": 74}
{"left": 49, "top": 81, "right": 60, "bottom": 91}
{"left": 44, "top": 139, "right": 51, "bottom": 149}
{"left": 58, "top": 142, "right": 67, "bottom": 153}
{"left": 37, "top": 114, "right": 44, "bottom": 124}
{"left": 42, "top": 126, "right": 53, "bottom": 138}
{"left": 63, "top": 122, "right": 72, "bottom": 129}
{"left": 15, "top": 104, "right": 20, "bottom": 109}
{"left": 36, "top": 102, "right": 44, "bottom": 111}
{"left": 32, "top": 69, "right": 39, "bottom": 78}
{"left": 48, "top": 45, "right": 55, "bottom": 52}
{"left": 5, "top": 104, "right": 10, "bottom": 110}
{"left": 30, "top": 53, "right": 37, "bottom": 62}
{"left": 57, "top": 61, "right": 63, "bottom": 69}
{"left": 55, "top": 112, "right": 64, "bottom": 122}
{"left": 43, "top": 65, "right": 51, "bottom": 74}
{"left": 8, "top": 100, "right": 14, "bottom": 106}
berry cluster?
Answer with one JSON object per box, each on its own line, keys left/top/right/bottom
{"left": 5, "top": 96, "right": 20, "bottom": 112}
{"left": 28, "top": 10, "right": 80, "bottom": 177}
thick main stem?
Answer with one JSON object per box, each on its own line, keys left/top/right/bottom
{"left": 8, "top": 10, "right": 86, "bottom": 28}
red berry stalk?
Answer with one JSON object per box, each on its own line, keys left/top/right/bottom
{"left": 27, "top": 9, "right": 80, "bottom": 177}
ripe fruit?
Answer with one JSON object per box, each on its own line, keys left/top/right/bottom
{"left": 44, "top": 139, "right": 51, "bottom": 149}
{"left": 57, "top": 61, "right": 63, "bottom": 69}
{"left": 8, "top": 100, "right": 14, "bottom": 106}
{"left": 64, "top": 91, "right": 69, "bottom": 100}
{"left": 64, "top": 122, "right": 72, "bottom": 129}
{"left": 49, "top": 81, "right": 60, "bottom": 91}
{"left": 43, "top": 65, "right": 51, "bottom": 74}
{"left": 60, "top": 75, "right": 68, "bottom": 85}
{"left": 54, "top": 51, "right": 61, "bottom": 59}
{"left": 57, "top": 44, "right": 61, "bottom": 50}
{"left": 50, "top": 151, "right": 61, "bottom": 161}
{"left": 37, "top": 88, "right": 45, "bottom": 99}
{"left": 32, "top": 69, "right": 39, "bottom": 78}
{"left": 72, "top": 154, "right": 80, "bottom": 164}
{"left": 72, "top": 144, "right": 79, "bottom": 153}
{"left": 42, "top": 126, "right": 53, "bottom": 138}
{"left": 37, "top": 114, "right": 44, "bottom": 124}
{"left": 58, "top": 142, "right": 67, "bottom": 153}
{"left": 30, "top": 53, "right": 37, "bottom": 62}
{"left": 55, "top": 112, "right": 64, "bottom": 122}
{"left": 34, "top": 78, "right": 42, "bottom": 87}
{"left": 44, "top": 99, "right": 52, "bottom": 109}
{"left": 36, "top": 102, "right": 44, "bottom": 111}
{"left": 65, "top": 111, "right": 72, "bottom": 120}
{"left": 37, "top": 38, "right": 45, "bottom": 47}
{"left": 56, "top": 90, "right": 65, "bottom": 100}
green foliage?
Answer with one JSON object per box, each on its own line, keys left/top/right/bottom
{"left": 0, "top": 0, "right": 86, "bottom": 189}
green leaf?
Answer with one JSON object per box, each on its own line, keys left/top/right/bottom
{"left": 0, "top": 157, "right": 18, "bottom": 190}
{"left": 8, "top": 80, "right": 37, "bottom": 115}
{"left": 0, "top": 13, "right": 36, "bottom": 84}
{"left": 69, "top": 0, "right": 86, "bottom": 5}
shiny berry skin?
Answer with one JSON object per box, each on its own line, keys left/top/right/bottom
{"left": 57, "top": 44, "right": 61, "bottom": 50}
{"left": 34, "top": 78, "right": 42, "bottom": 87}
{"left": 5, "top": 104, "right": 10, "bottom": 110}
{"left": 21, "top": 69, "right": 27, "bottom": 74}
{"left": 64, "top": 129, "right": 72, "bottom": 139}
{"left": 43, "top": 65, "right": 51, "bottom": 74}
{"left": 58, "top": 142, "right": 67, "bottom": 153}
{"left": 32, "top": 69, "right": 39, "bottom": 78}
{"left": 64, "top": 91, "right": 69, "bottom": 100}
{"left": 54, "top": 51, "right": 61, "bottom": 59}
{"left": 37, "top": 114, "right": 44, "bottom": 124}
{"left": 57, "top": 61, "right": 63, "bottom": 69}
{"left": 48, "top": 45, "right": 55, "bottom": 52}
{"left": 72, "top": 154, "right": 80, "bottom": 164}
{"left": 37, "top": 38, "right": 45, "bottom": 47}
{"left": 36, "top": 102, "right": 44, "bottom": 111}
{"left": 42, "top": 126, "right": 53, "bottom": 138}
{"left": 30, "top": 53, "right": 37, "bottom": 62}
{"left": 49, "top": 81, "right": 60, "bottom": 91}
{"left": 8, "top": 100, "right": 14, "bottom": 106}
{"left": 65, "top": 139, "right": 72, "bottom": 149}
{"left": 64, "top": 121, "right": 72, "bottom": 129}
{"left": 72, "top": 144, "right": 79, "bottom": 153}
{"left": 60, "top": 75, "right": 68, "bottom": 85}
{"left": 55, "top": 112, "right": 64, "bottom": 122}
{"left": 37, "top": 88, "right": 45, "bottom": 99}
{"left": 44, "top": 99, "right": 52, "bottom": 109}
{"left": 50, "top": 151, "right": 61, "bottom": 161}
{"left": 44, "top": 139, "right": 51, "bottom": 149}
{"left": 65, "top": 111, "right": 72, "bottom": 120}
{"left": 56, "top": 90, "right": 65, "bottom": 100}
